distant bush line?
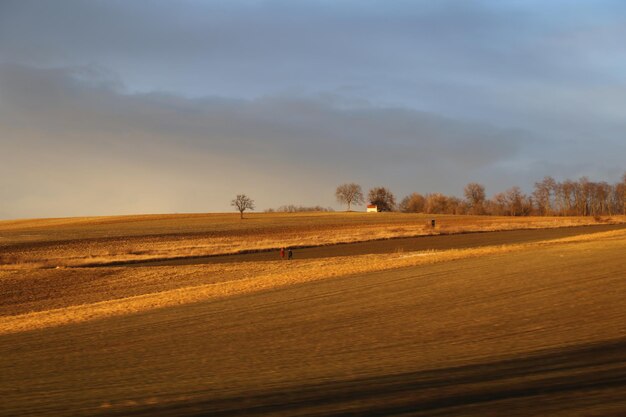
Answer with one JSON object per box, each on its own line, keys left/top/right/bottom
{"left": 265, "top": 205, "right": 335, "bottom": 213}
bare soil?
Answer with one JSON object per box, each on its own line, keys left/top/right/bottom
{"left": 2, "top": 224, "right": 625, "bottom": 318}
{"left": 2, "top": 212, "right": 621, "bottom": 267}
{"left": 124, "top": 222, "right": 626, "bottom": 266}
{"left": 1, "top": 225, "right": 625, "bottom": 416}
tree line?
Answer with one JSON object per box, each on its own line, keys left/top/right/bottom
{"left": 336, "top": 173, "right": 626, "bottom": 217}
{"left": 265, "top": 205, "right": 335, "bottom": 213}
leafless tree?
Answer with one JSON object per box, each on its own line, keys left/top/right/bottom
{"left": 231, "top": 194, "right": 255, "bottom": 219}
{"left": 368, "top": 187, "right": 396, "bottom": 212}
{"left": 621, "top": 173, "right": 626, "bottom": 215}
{"left": 580, "top": 177, "right": 594, "bottom": 216}
{"left": 399, "top": 193, "right": 426, "bottom": 213}
{"left": 521, "top": 195, "right": 534, "bottom": 216}
{"left": 533, "top": 176, "right": 556, "bottom": 216}
{"left": 593, "top": 182, "right": 611, "bottom": 216}
{"left": 447, "top": 196, "right": 467, "bottom": 215}
{"left": 481, "top": 174, "right": 626, "bottom": 217}
{"left": 425, "top": 193, "right": 449, "bottom": 214}
{"left": 334, "top": 174, "right": 626, "bottom": 218}
{"left": 572, "top": 178, "right": 586, "bottom": 216}
{"left": 490, "top": 192, "right": 509, "bottom": 216}
{"left": 505, "top": 186, "right": 525, "bottom": 216}
{"left": 335, "top": 183, "right": 364, "bottom": 211}
{"left": 558, "top": 180, "right": 576, "bottom": 216}
{"left": 463, "top": 183, "right": 486, "bottom": 215}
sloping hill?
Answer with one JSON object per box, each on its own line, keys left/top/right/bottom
{"left": 1, "top": 228, "right": 625, "bottom": 416}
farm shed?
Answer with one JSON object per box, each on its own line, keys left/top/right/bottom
{"left": 366, "top": 204, "right": 378, "bottom": 213}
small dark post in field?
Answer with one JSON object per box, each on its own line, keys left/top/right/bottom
{"left": 431, "top": 219, "right": 436, "bottom": 228}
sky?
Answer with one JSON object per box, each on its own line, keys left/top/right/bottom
{"left": 1, "top": 0, "right": 625, "bottom": 218}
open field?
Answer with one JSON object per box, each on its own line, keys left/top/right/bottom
{"left": 1, "top": 213, "right": 625, "bottom": 416}
{"left": 0, "top": 212, "right": 623, "bottom": 268}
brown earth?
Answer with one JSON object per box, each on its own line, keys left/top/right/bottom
{"left": 2, "top": 224, "right": 625, "bottom": 318}
{"left": 1, "top": 212, "right": 616, "bottom": 245}
{"left": 0, "top": 225, "right": 625, "bottom": 416}
{"left": 2, "top": 212, "right": 622, "bottom": 268}
{"left": 123, "top": 222, "right": 626, "bottom": 266}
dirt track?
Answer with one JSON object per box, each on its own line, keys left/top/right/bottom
{"left": 122, "top": 223, "right": 626, "bottom": 266}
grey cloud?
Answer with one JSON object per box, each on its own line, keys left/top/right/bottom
{"left": 1, "top": 1, "right": 625, "bottom": 217}
{"left": 2, "top": 0, "right": 621, "bottom": 97}
{"left": 1, "top": 64, "right": 524, "bottom": 218}
{"left": 3, "top": 1, "right": 626, "bottom": 135}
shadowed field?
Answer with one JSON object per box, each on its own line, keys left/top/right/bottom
{"left": 96, "top": 339, "right": 626, "bottom": 417}
{"left": 1, "top": 214, "right": 625, "bottom": 416}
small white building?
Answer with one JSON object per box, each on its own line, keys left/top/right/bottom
{"left": 366, "top": 204, "right": 378, "bottom": 213}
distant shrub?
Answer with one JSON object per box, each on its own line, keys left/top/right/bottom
{"left": 266, "top": 205, "right": 335, "bottom": 213}
{"left": 399, "top": 193, "right": 426, "bottom": 213}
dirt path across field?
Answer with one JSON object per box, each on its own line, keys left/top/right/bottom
{"left": 117, "top": 223, "right": 626, "bottom": 267}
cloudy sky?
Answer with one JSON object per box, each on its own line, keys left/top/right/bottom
{"left": 1, "top": 0, "right": 625, "bottom": 218}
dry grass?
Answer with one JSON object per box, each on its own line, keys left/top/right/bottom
{"left": 2, "top": 214, "right": 626, "bottom": 417}
{"left": 2, "top": 228, "right": 624, "bottom": 335}
{"left": 1, "top": 212, "right": 623, "bottom": 268}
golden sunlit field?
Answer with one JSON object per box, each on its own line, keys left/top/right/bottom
{"left": 0, "top": 212, "right": 619, "bottom": 268}
{"left": 1, "top": 212, "right": 625, "bottom": 416}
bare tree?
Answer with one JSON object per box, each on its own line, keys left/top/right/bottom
{"left": 424, "top": 193, "right": 448, "bottom": 214}
{"left": 231, "top": 194, "right": 255, "bottom": 219}
{"left": 593, "top": 181, "right": 611, "bottom": 216}
{"left": 558, "top": 180, "right": 576, "bottom": 216}
{"left": 609, "top": 183, "right": 622, "bottom": 217}
{"left": 490, "top": 192, "right": 508, "bottom": 216}
{"left": 485, "top": 174, "right": 626, "bottom": 217}
{"left": 572, "top": 178, "right": 587, "bottom": 216}
{"left": 447, "top": 196, "right": 467, "bottom": 215}
{"left": 579, "top": 177, "right": 594, "bottom": 216}
{"left": 399, "top": 193, "right": 426, "bottom": 213}
{"left": 621, "top": 173, "right": 626, "bottom": 215}
{"left": 463, "top": 183, "right": 486, "bottom": 215}
{"left": 368, "top": 187, "right": 396, "bottom": 212}
{"left": 335, "top": 183, "right": 364, "bottom": 211}
{"left": 505, "top": 186, "right": 524, "bottom": 216}
{"left": 533, "top": 176, "right": 556, "bottom": 216}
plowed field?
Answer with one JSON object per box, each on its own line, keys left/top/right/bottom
{"left": 1, "top": 214, "right": 625, "bottom": 416}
